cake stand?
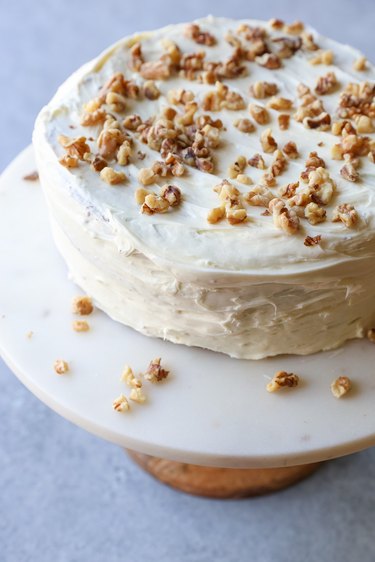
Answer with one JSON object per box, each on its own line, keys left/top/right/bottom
{"left": 1, "top": 146, "right": 375, "bottom": 497}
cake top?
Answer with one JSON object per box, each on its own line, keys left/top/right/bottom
{"left": 34, "top": 16, "right": 375, "bottom": 275}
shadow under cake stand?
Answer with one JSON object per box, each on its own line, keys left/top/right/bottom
{"left": 1, "top": 147, "right": 375, "bottom": 498}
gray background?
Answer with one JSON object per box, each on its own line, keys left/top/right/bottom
{"left": 1, "top": 0, "right": 375, "bottom": 560}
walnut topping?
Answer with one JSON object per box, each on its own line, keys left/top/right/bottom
{"left": 141, "top": 193, "right": 170, "bottom": 215}
{"left": 331, "top": 376, "right": 352, "bottom": 399}
{"left": 138, "top": 167, "right": 157, "bottom": 185}
{"left": 260, "top": 171, "right": 276, "bottom": 187}
{"left": 100, "top": 167, "right": 126, "bottom": 185}
{"left": 340, "top": 161, "right": 360, "bottom": 182}
{"left": 167, "top": 88, "right": 195, "bottom": 105}
{"left": 234, "top": 118, "right": 256, "bottom": 133}
{"left": 72, "top": 320, "right": 90, "bottom": 332}
{"left": 54, "top": 359, "right": 69, "bottom": 375}
{"left": 332, "top": 204, "right": 358, "bottom": 228}
{"left": 309, "top": 50, "right": 334, "bottom": 65}
{"left": 306, "top": 151, "right": 326, "bottom": 169}
{"left": 266, "top": 371, "right": 299, "bottom": 392}
{"left": 246, "top": 185, "right": 274, "bottom": 207}
{"left": 283, "top": 141, "right": 299, "bottom": 159}
{"left": 279, "top": 181, "right": 299, "bottom": 198}
{"left": 80, "top": 108, "right": 107, "bottom": 126}
{"left": 284, "top": 20, "right": 304, "bottom": 35}
{"left": 304, "top": 112, "right": 331, "bottom": 130}
{"left": 304, "top": 234, "right": 322, "bottom": 247}
{"left": 367, "top": 329, "right": 375, "bottom": 343}
{"left": 256, "top": 52, "right": 282, "bottom": 69}
{"left": 113, "top": 394, "right": 130, "bottom": 412}
{"left": 185, "top": 23, "right": 216, "bottom": 46}
{"left": 129, "top": 387, "right": 146, "bottom": 403}
{"left": 143, "top": 80, "right": 160, "bottom": 100}
{"left": 72, "top": 296, "right": 93, "bottom": 315}
{"left": 250, "top": 81, "right": 278, "bottom": 99}
{"left": 294, "top": 84, "right": 331, "bottom": 130}
{"left": 58, "top": 135, "right": 90, "bottom": 160}
{"left": 213, "top": 180, "right": 247, "bottom": 225}
{"left": 304, "top": 202, "right": 326, "bottom": 225}
{"left": 248, "top": 153, "right": 266, "bottom": 169}
{"left": 301, "top": 31, "right": 319, "bottom": 51}
{"left": 228, "top": 155, "right": 247, "bottom": 179}
{"left": 368, "top": 151, "right": 375, "bottom": 164}
{"left": 272, "top": 36, "right": 302, "bottom": 59}
{"left": 91, "top": 155, "right": 108, "bottom": 172}
{"left": 337, "top": 81, "right": 375, "bottom": 119}
{"left": 270, "top": 149, "right": 287, "bottom": 177}
{"left": 97, "top": 127, "right": 127, "bottom": 160}
{"left": 120, "top": 365, "right": 139, "bottom": 387}
{"left": 267, "top": 96, "right": 293, "bottom": 111}
{"left": 269, "top": 198, "right": 300, "bottom": 234}
{"left": 117, "top": 140, "right": 133, "bottom": 166}
{"left": 227, "top": 208, "right": 247, "bottom": 225}
{"left": 144, "top": 357, "right": 169, "bottom": 382}
{"left": 134, "top": 187, "right": 149, "bottom": 204}
{"left": 161, "top": 184, "right": 182, "bottom": 207}
{"left": 249, "top": 103, "right": 269, "bottom": 125}
{"left": 207, "top": 206, "right": 225, "bottom": 224}
{"left": 354, "top": 115, "right": 374, "bottom": 134}
{"left": 353, "top": 56, "right": 368, "bottom": 72}
{"left": 278, "top": 114, "right": 290, "bottom": 130}
{"left": 123, "top": 114, "right": 142, "bottom": 131}
{"left": 269, "top": 18, "right": 284, "bottom": 30}
{"left": 202, "top": 82, "right": 245, "bottom": 111}
{"left": 236, "top": 174, "right": 252, "bottom": 185}
{"left": 260, "top": 128, "right": 278, "bottom": 153}
{"left": 23, "top": 171, "right": 39, "bottom": 181}
{"left": 59, "top": 154, "right": 79, "bottom": 168}
{"left": 106, "top": 91, "right": 127, "bottom": 112}
{"left": 315, "top": 71, "right": 338, "bottom": 95}
{"left": 307, "top": 167, "right": 335, "bottom": 205}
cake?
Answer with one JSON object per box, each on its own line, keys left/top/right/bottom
{"left": 33, "top": 16, "right": 375, "bottom": 359}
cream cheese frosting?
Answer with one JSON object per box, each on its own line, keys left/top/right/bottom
{"left": 33, "top": 16, "right": 375, "bottom": 359}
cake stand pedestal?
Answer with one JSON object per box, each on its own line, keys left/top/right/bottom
{"left": 1, "top": 147, "right": 375, "bottom": 498}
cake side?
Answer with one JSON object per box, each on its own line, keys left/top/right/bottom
{"left": 33, "top": 16, "right": 375, "bottom": 359}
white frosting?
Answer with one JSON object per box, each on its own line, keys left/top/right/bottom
{"left": 33, "top": 16, "right": 375, "bottom": 358}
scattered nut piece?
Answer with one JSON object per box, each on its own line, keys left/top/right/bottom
{"left": 185, "top": 23, "right": 216, "bottom": 46}
{"left": 113, "top": 394, "right": 130, "bottom": 412}
{"left": 248, "top": 153, "right": 266, "bottom": 169}
{"left": 309, "top": 50, "right": 334, "bottom": 65}
{"left": 143, "top": 80, "right": 160, "bottom": 100}
{"left": 304, "top": 234, "right": 322, "bottom": 247}
{"left": 23, "top": 171, "right": 39, "bottom": 181}
{"left": 267, "top": 97, "right": 293, "bottom": 111}
{"left": 249, "top": 103, "right": 269, "bottom": 125}
{"left": 283, "top": 141, "right": 299, "bottom": 159}
{"left": 315, "top": 72, "right": 338, "bottom": 95}
{"left": 367, "top": 329, "right": 375, "bottom": 343}
{"left": 250, "top": 81, "right": 278, "bottom": 99}
{"left": 72, "top": 296, "right": 93, "bottom": 316}
{"left": 234, "top": 118, "right": 256, "bottom": 133}
{"left": 144, "top": 357, "right": 169, "bottom": 382}
{"left": 72, "top": 320, "right": 90, "bottom": 332}
{"left": 141, "top": 193, "right": 170, "bottom": 214}
{"left": 54, "top": 359, "right": 69, "bottom": 375}
{"left": 100, "top": 167, "right": 126, "bottom": 185}
{"left": 228, "top": 155, "right": 247, "bottom": 179}
{"left": 246, "top": 185, "right": 273, "bottom": 207}
{"left": 331, "top": 376, "right": 352, "bottom": 399}
{"left": 269, "top": 198, "right": 300, "bottom": 234}
{"left": 207, "top": 206, "right": 225, "bottom": 224}
{"left": 91, "top": 155, "right": 108, "bottom": 172}
{"left": 305, "top": 202, "right": 326, "bottom": 225}
{"left": 332, "top": 204, "right": 358, "bottom": 228}
{"left": 129, "top": 387, "right": 146, "bottom": 403}
{"left": 138, "top": 167, "right": 157, "bottom": 186}
{"left": 236, "top": 174, "right": 252, "bottom": 185}
{"left": 278, "top": 114, "right": 290, "bottom": 130}
{"left": 340, "top": 162, "right": 359, "bottom": 182}
{"left": 266, "top": 371, "right": 299, "bottom": 392}
{"left": 161, "top": 184, "right": 182, "bottom": 207}
{"left": 260, "top": 128, "right": 278, "bottom": 153}
{"left": 135, "top": 187, "right": 149, "bottom": 204}
{"left": 59, "top": 154, "right": 79, "bottom": 168}
{"left": 353, "top": 56, "right": 367, "bottom": 71}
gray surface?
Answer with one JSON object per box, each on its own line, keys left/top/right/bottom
{"left": 1, "top": 0, "right": 375, "bottom": 560}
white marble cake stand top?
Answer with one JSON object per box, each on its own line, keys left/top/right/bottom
{"left": 1, "top": 146, "right": 374, "bottom": 468}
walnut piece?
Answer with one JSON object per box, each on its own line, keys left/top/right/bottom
{"left": 144, "top": 357, "right": 169, "bottom": 382}
{"left": 304, "top": 234, "right": 322, "bottom": 247}
{"left": 248, "top": 153, "right": 266, "bottom": 169}
{"left": 250, "top": 81, "right": 278, "bottom": 99}
{"left": 143, "top": 80, "right": 160, "bottom": 100}
{"left": 59, "top": 154, "right": 79, "bottom": 168}
{"left": 315, "top": 72, "right": 338, "bottom": 95}
{"left": 331, "top": 376, "right": 352, "bottom": 399}
{"left": 266, "top": 371, "right": 299, "bottom": 392}
{"left": 185, "top": 23, "right": 216, "bottom": 46}
{"left": 278, "top": 114, "right": 290, "bottom": 130}
{"left": 267, "top": 97, "right": 293, "bottom": 111}
{"left": 54, "top": 359, "right": 69, "bottom": 375}
{"left": 283, "top": 141, "right": 299, "bottom": 159}
{"left": 72, "top": 296, "right": 93, "bottom": 316}
{"left": 161, "top": 184, "right": 182, "bottom": 207}
{"left": 304, "top": 202, "right": 326, "bottom": 225}
{"left": 23, "top": 171, "right": 39, "bottom": 181}
{"left": 367, "top": 329, "right": 375, "bottom": 343}
{"left": 72, "top": 320, "right": 90, "bottom": 332}
{"left": 353, "top": 56, "right": 367, "bottom": 71}
{"left": 309, "top": 50, "right": 333, "bottom": 65}
{"left": 260, "top": 128, "right": 278, "bottom": 153}
{"left": 129, "top": 388, "right": 146, "bottom": 403}
{"left": 234, "top": 118, "right": 256, "bottom": 133}
{"left": 269, "top": 198, "right": 300, "bottom": 234}
{"left": 332, "top": 204, "right": 358, "bottom": 228}
{"left": 141, "top": 193, "right": 170, "bottom": 215}
{"left": 340, "top": 162, "right": 359, "bottom": 182}
{"left": 249, "top": 103, "right": 269, "bottom": 125}
{"left": 246, "top": 185, "right": 273, "bottom": 207}
{"left": 207, "top": 206, "right": 225, "bottom": 224}
{"left": 100, "top": 167, "right": 126, "bottom": 185}
{"left": 113, "top": 394, "right": 130, "bottom": 412}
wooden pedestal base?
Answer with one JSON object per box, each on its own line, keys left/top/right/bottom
{"left": 127, "top": 450, "right": 321, "bottom": 498}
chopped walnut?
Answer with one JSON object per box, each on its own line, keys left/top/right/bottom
{"left": 304, "top": 202, "right": 326, "bottom": 225}
{"left": 250, "top": 81, "right": 278, "bottom": 99}
{"left": 142, "top": 80, "right": 161, "bottom": 100}
{"left": 202, "top": 82, "right": 245, "bottom": 112}
{"left": 113, "top": 394, "right": 130, "bottom": 412}
{"left": 304, "top": 112, "right": 331, "bottom": 130}
{"left": 266, "top": 371, "right": 299, "bottom": 392}
{"left": 117, "top": 140, "right": 132, "bottom": 166}
{"left": 248, "top": 153, "right": 266, "bottom": 169}
{"left": 144, "top": 357, "right": 169, "bottom": 382}
{"left": 185, "top": 23, "right": 216, "bottom": 46}
{"left": 54, "top": 359, "right": 69, "bottom": 375}
{"left": 267, "top": 97, "right": 293, "bottom": 111}
{"left": 283, "top": 141, "right": 299, "bottom": 159}
{"left": 270, "top": 150, "right": 287, "bottom": 177}
{"left": 331, "top": 120, "right": 356, "bottom": 136}
{"left": 58, "top": 135, "right": 90, "bottom": 160}
{"left": 331, "top": 376, "right": 352, "bottom": 399}
{"left": 234, "top": 118, "right": 256, "bottom": 133}
{"left": 353, "top": 56, "right": 368, "bottom": 71}
{"left": 139, "top": 60, "right": 171, "bottom": 80}
{"left": 278, "top": 114, "right": 290, "bottom": 130}
{"left": 284, "top": 21, "right": 304, "bottom": 35}
{"left": 260, "top": 171, "right": 276, "bottom": 187}
{"left": 301, "top": 31, "right": 319, "bottom": 51}
{"left": 304, "top": 234, "right": 322, "bottom": 247}
{"left": 269, "top": 198, "right": 300, "bottom": 234}
{"left": 309, "top": 50, "right": 334, "bottom": 65}
{"left": 367, "top": 329, "right": 375, "bottom": 343}
{"left": 138, "top": 168, "right": 157, "bottom": 186}
{"left": 161, "top": 184, "right": 182, "bottom": 207}
{"left": 354, "top": 115, "right": 374, "bottom": 134}
{"left": 269, "top": 18, "right": 284, "bottom": 30}
{"left": 141, "top": 193, "right": 170, "bottom": 215}
{"left": 91, "top": 155, "right": 108, "bottom": 172}
{"left": 97, "top": 127, "right": 126, "bottom": 160}
{"left": 332, "top": 204, "right": 358, "bottom": 228}
{"left": 279, "top": 181, "right": 299, "bottom": 198}
{"left": 340, "top": 162, "right": 359, "bottom": 182}
{"left": 72, "top": 296, "right": 93, "bottom": 315}
{"left": 123, "top": 114, "right": 142, "bottom": 130}
{"left": 72, "top": 320, "right": 90, "bottom": 332}
{"left": 228, "top": 155, "right": 247, "bottom": 179}
{"left": 315, "top": 72, "right": 338, "bottom": 95}
{"left": 167, "top": 88, "right": 195, "bottom": 105}
{"left": 246, "top": 185, "right": 274, "bottom": 207}
{"left": 306, "top": 151, "right": 326, "bottom": 169}
{"left": 331, "top": 143, "right": 344, "bottom": 160}
{"left": 80, "top": 108, "right": 107, "bottom": 126}
{"left": 134, "top": 187, "right": 149, "bottom": 204}
{"left": 260, "top": 128, "right": 278, "bottom": 153}
{"left": 106, "top": 91, "right": 127, "bottom": 112}
{"left": 308, "top": 167, "right": 335, "bottom": 205}
{"left": 236, "top": 174, "right": 252, "bottom": 185}
{"left": 256, "top": 53, "right": 282, "bottom": 69}
{"left": 227, "top": 208, "right": 247, "bottom": 225}
{"left": 207, "top": 206, "right": 225, "bottom": 224}
{"left": 23, "top": 171, "right": 39, "bottom": 181}
{"left": 59, "top": 154, "right": 79, "bottom": 168}
{"left": 129, "top": 387, "right": 146, "bottom": 403}
{"left": 337, "top": 81, "right": 374, "bottom": 119}
{"left": 100, "top": 167, "right": 126, "bottom": 185}
{"left": 249, "top": 103, "right": 269, "bottom": 125}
